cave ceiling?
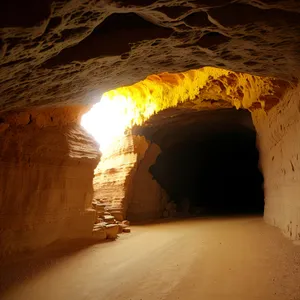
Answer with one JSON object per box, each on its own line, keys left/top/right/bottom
{"left": 133, "top": 106, "right": 254, "bottom": 149}
{"left": 0, "top": 0, "right": 300, "bottom": 112}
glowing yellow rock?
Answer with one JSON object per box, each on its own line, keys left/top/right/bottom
{"left": 81, "top": 66, "right": 288, "bottom": 152}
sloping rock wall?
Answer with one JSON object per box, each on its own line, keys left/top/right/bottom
{"left": 127, "top": 142, "right": 167, "bottom": 221}
{"left": 94, "top": 133, "right": 166, "bottom": 220}
{"left": 93, "top": 134, "right": 148, "bottom": 215}
{"left": 253, "top": 84, "right": 300, "bottom": 240}
{"left": 0, "top": 107, "right": 100, "bottom": 256}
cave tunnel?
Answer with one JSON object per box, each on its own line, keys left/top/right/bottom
{"left": 2, "top": 1, "right": 300, "bottom": 298}
{"left": 144, "top": 108, "right": 264, "bottom": 217}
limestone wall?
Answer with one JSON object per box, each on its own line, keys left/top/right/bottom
{"left": 253, "top": 84, "right": 300, "bottom": 240}
{"left": 93, "top": 134, "right": 148, "bottom": 213}
{"left": 127, "top": 143, "right": 166, "bottom": 221}
{"left": 0, "top": 107, "right": 100, "bottom": 256}
{"left": 94, "top": 133, "right": 166, "bottom": 220}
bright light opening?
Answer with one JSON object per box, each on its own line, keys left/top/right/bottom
{"left": 81, "top": 94, "right": 138, "bottom": 153}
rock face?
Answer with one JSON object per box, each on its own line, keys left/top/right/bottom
{"left": 253, "top": 84, "right": 300, "bottom": 239}
{"left": 105, "top": 66, "right": 291, "bottom": 119}
{"left": 134, "top": 107, "right": 255, "bottom": 150}
{"left": 93, "top": 134, "right": 149, "bottom": 214}
{"left": 0, "top": 1, "right": 300, "bottom": 110}
{"left": 94, "top": 133, "right": 167, "bottom": 220}
{"left": 127, "top": 142, "right": 167, "bottom": 221}
{"left": 0, "top": 107, "right": 100, "bottom": 256}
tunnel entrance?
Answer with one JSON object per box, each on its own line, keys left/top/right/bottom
{"left": 146, "top": 108, "right": 264, "bottom": 217}
{"left": 80, "top": 67, "right": 282, "bottom": 222}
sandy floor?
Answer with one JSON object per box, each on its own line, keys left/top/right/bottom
{"left": 1, "top": 216, "right": 300, "bottom": 300}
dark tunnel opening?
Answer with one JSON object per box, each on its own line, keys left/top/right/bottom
{"left": 147, "top": 109, "right": 265, "bottom": 217}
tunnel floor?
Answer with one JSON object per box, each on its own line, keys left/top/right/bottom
{"left": 1, "top": 216, "right": 300, "bottom": 300}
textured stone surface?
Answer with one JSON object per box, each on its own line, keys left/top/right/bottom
{"left": 0, "top": 1, "right": 299, "bottom": 110}
{"left": 253, "top": 84, "right": 300, "bottom": 240}
{"left": 0, "top": 107, "right": 100, "bottom": 256}
{"left": 93, "top": 134, "right": 148, "bottom": 213}
{"left": 93, "top": 133, "right": 166, "bottom": 220}
{"left": 100, "top": 66, "right": 290, "bottom": 130}
{"left": 92, "top": 227, "right": 107, "bottom": 240}
{"left": 134, "top": 107, "right": 255, "bottom": 150}
{"left": 105, "top": 224, "right": 119, "bottom": 239}
{"left": 127, "top": 142, "right": 167, "bottom": 221}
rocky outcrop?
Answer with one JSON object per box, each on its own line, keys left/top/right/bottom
{"left": 127, "top": 142, "right": 168, "bottom": 221}
{"left": 0, "top": 1, "right": 299, "bottom": 110}
{"left": 93, "top": 134, "right": 148, "bottom": 215}
{"left": 253, "top": 84, "right": 300, "bottom": 240}
{"left": 92, "top": 199, "right": 131, "bottom": 240}
{"left": 93, "top": 133, "right": 167, "bottom": 220}
{"left": 0, "top": 107, "right": 100, "bottom": 256}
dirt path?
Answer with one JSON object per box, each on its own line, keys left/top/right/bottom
{"left": 1, "top": 216, "right": 300, "bottom": 300}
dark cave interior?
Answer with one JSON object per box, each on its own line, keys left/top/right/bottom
{"left": 146, "top": 108, "right": 264, "bottom": 216}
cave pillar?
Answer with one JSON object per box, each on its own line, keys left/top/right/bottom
{"left": 0, "top": 108, "right": 100, "bottom": 256}
{"left": 252, "top": 84, "right": 300, "bottom": 240}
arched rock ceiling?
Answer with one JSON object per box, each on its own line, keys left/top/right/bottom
{"left": 102, "top": 67, "right": 289, "bottom": 127}
{"left": 0, "top": 0, "right": 299, "bottom": 111}
{"left": 133, "top": 108, "right": 255, "bottom": 150}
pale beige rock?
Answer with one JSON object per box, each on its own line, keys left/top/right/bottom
{"left": 93, "top": 224, "right": 105, "bottom": 230}
{"left": 0, "top": 108, "right": 100, "bottom": 256}
{"left": 93, "top": 134, "right": 168, "bottom": 221}
{"left": 92, "top": 227, "right": 107, "bottom": 240}
{"left": 93, "top": 134, "right": 149, "bottom": 219}
{"left": 253, "top": 84, "right": 300, "bottom": 240}
{"left": 110, "top": 211, "right": 124, "bottom": 222}
{"left": 104, "top": 215, "right": 115, "bottom": 224}
{"left": 105, "top": 224, "right": 119, "bottom": 239}
{"left": 127, "top": 140, "right": 167, "bottom": 221}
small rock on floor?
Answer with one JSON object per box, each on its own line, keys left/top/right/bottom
{"left": 123, "top": 227, "right": 131, "bottom": 233}
{"left": 105, "top": 224, "right": 119, "bottom": 239}
{"left": 92, "top": 227, "right": 107, "bottom": 240}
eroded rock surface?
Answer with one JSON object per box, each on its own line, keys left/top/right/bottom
{"left": 93, "top": 133, "right": 167, "bottom": 220}
{"left": 0, "top": 107, "right": 100, "bottom": 256}
{"left": 253, "top": 84, "right": 300, "bottom": 239}
{"left": 0, "top": 0, "right": 299, "bottom": 110}
{"left": 93, "top": 134, "right": 148, "bottom": 214}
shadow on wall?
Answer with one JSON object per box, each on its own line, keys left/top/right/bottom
{"left": 150, "top": 129, "right": 264, "bottom": 216}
